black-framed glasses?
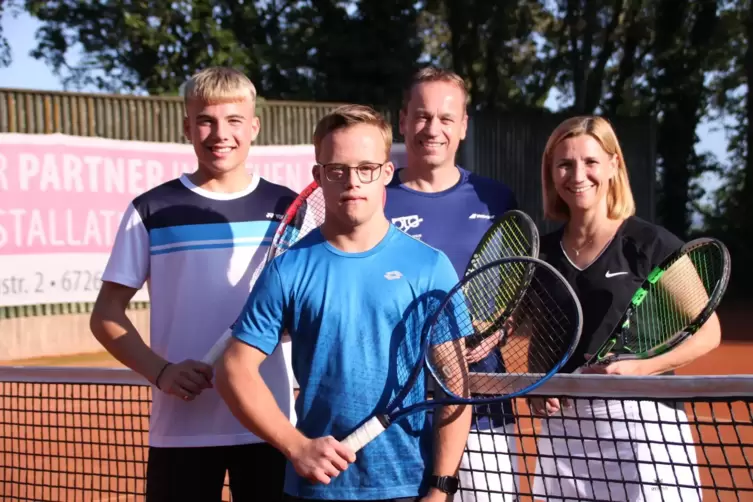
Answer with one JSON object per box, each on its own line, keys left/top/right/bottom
{"left": 317, "top": 162, "right": 386, "bottom": 184}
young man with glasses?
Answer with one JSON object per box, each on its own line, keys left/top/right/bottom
{"left": 216, "top": 104, "right": 472, "bottom": 502}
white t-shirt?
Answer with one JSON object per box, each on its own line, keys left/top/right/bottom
{"left": 102, "top": 174, "right": 298, "bottom": 448}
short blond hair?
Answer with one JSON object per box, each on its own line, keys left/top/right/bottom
{"left": 402, "top": 67, "right": 469, "bottom": 112}
{"left": 182, "top": 67, "right": 257, "bottom": 111}
{"left": 541, "top": 116, "right": 636, "bottom": 221}
{"left": 313, "top": 104, "right": 393, "bottom": 159}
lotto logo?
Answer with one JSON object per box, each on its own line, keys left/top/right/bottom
{"left": 384, "top": 271, "right": 403, "bottom": 280}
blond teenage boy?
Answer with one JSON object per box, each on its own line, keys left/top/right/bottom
{"left": 91, "top": 67, "right": 296, "bottom": 501}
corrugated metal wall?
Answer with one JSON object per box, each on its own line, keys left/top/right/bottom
{"left": 465, "top": 111, "right": 656, "bottom": 235}
{"left": 0, "top": 88, "right": 656, "bottom": 318}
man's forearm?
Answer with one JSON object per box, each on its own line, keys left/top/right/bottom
{"left": 216, "top": 344, "right": 305, "bottom": 459}
{"left": 90, "top": 305, "right": 167, "bottom": 385}
{"left": 431, "top": 403, "right": 472, "bottom": 476}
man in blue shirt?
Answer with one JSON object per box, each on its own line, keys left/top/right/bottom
{"left": 216, "top": 104, "right": 472, "bottom": 501}
{"left": 384, "top": 67, "right": 520, "bottom": 501}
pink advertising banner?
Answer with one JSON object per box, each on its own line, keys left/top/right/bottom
{"left": 0, "top": 133, "right": 407, "bottom": 306}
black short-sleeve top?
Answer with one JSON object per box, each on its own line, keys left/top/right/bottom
{"left": 539, "top": 216, "right": 685, "bottom": 374}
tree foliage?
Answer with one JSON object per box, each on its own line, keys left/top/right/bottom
{"left": 417, "top": 0, "right": 559, "bottom": 110}
{"left": 701, "top": 0, "right": 753, "bottom": 295}
{"left": 23, "top": 0, "right": 422, "bottom": 104}
{"left": 0, "top": 0, "right": 23, "bottom": 68}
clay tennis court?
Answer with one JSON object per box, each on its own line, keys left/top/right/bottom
{"left": 1, "top": 301, "right": 751, "bottom": 501}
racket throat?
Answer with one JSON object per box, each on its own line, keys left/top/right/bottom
{"left": 375, "top": 414, "right": 391, "bottom": 428}
{"left": 597, "top": 319, "right": 635, "bottom": 362}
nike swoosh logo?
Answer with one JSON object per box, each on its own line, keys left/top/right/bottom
{"left": 605, "top": 271, "right": 628, "bottom": 278}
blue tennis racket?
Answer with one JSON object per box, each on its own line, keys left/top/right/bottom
{"left": 340, "top": 256, "right": 583, "bottom": 452}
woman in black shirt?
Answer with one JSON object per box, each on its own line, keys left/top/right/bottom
{"left": 529, "top": 116, "right": 721, "bottom": 502}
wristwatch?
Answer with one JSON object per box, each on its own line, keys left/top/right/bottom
{"left": 429, "top": 475, "right": 459, "bottom": 494}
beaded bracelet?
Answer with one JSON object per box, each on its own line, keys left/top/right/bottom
{"left": 155, "top": 362, "right": 172, "bottom": 390}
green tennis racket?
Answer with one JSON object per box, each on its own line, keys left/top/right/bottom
{"left": 586, "top": 237, "right": 731, "bottom": 366}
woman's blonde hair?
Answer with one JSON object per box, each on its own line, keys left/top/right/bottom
{"left": 541, "top": 116, "right": 636, "bottom": 221}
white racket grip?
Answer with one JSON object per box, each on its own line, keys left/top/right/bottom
{"left": 201, "top": 328, "right": 233, "bottom": 365}
{"left": 341, "top": 416, "right": 387, "bottom": 453}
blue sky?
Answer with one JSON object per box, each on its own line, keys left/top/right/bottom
{"left": 0, "top": 10, "right": 732, "bottom": 166}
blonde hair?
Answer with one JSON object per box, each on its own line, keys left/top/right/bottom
{"left": 541, "top": 116, "right": 636, "bottom": 221}
{"left": 402, "top": 67, "right": 468, "bottom": 112}
{"left": 182, "top": 67, "right": 257, "bottom": 111}
{"left": 313, "top": 104, "right": 393, "bottom": 159}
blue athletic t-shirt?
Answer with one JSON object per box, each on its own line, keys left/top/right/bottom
{"left": 233, "top": 224, "right": 460, "bottom": 500}
{"left": 385, "top": 166, "right": 518, "bottom": 430}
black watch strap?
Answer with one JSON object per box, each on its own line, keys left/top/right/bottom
{"left": 429, "top": 475, "right": 459, "bottom": 494}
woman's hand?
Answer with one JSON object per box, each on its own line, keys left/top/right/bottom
{"left": 580, "top": 353, "right": 653, "bottom": 376}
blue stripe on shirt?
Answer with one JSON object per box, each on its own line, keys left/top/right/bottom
{"left": 149, "top": 221, "right": 277, "bottom": 248}
{"left": 150, "top": 238, "right": 274, "bottom": 256}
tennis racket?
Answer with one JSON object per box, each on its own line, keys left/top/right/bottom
{"left": 201, "top": 180, "right": 324, "bottom": 365}
{"left": 465, "top": 209, "right": 540, "bottom": 275}
{"left": 463, "top": 210, "right": 540, "bottom": 352}
{"left": 585, "top": 237, "right": 731, "bottom": 367}
{"left": 340, "top": 256, "right": 583, "bottom": 453}
{"left": 201, "top": 181, "right": 387, "bottom": 365}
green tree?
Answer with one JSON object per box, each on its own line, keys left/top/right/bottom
{"left": 417, "top": 0, "right": 559, "bottom": 110}
{"left": 702, "top": 0, "right": 753, "bottom": 296}
{"left": 554, "top": 0, "right": 634, "bottom": 114}
{"left": 284, "top": 0, "right": 422, "bottom": 105}
{"left": 645, "top": 0, "right": 720, "bottom": 239}
{"left": 23, "top": 0, "right": 422, "bottom": 104}
{"left": 0, "top": 1, "right": 23, "bottom": 68}
{"left": 25, "top": 0, "right": 272, "bottom": 94}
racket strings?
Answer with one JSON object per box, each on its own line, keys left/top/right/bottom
{"left": 476, "top": 218, "right": 534, "bottom": 267}
{"left": 464, "top": 216, "right": 538, "bottom": 326}
{"left": 504, "top": 277, "right": 576, "bottom": 374}
{"left": 427, "top": 260, "right": 580, "bottom": 399}
{"left": 274, "top": 187, "right": 326, "bottom": 256}
{"left": 627, "top": 245, "right": 725, "bottom": 352}
{"left": 464, "top": 261, "right": 526, "bottom": 320}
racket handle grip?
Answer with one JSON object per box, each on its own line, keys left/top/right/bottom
{"left": 201, "top": 328, "right": 233, "bottom": 365}
{"left": 341, "top": 416, "right": 388, "bottom": 453}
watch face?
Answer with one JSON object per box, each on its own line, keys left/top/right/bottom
{"left": 445, "top": 477, "right": 459, "bottom": 492}
{"left": 432, "top": 475, "right": 459, "bottom": 494}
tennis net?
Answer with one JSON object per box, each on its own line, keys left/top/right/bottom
{"left": 1, "top": 367, "right": 751, "bottom": 501}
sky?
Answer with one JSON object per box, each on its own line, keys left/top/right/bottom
{"left": 0, "top": 11, "right": 732, "bottom": 168}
